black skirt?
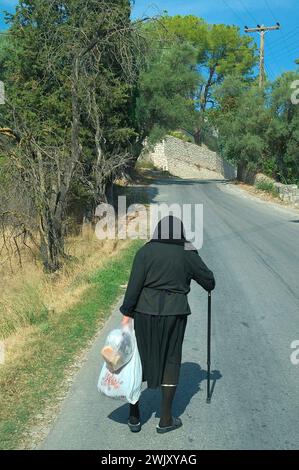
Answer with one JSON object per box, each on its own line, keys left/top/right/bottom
{"left": 133, "top": 313, "right": 187, "bottom": 389}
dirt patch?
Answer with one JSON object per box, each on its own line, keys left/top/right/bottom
{"left": 233, "top": 181, "right": 299, "bottom": 209}
{"left": 221, "top": 181, "right": 299, "bottom": 216}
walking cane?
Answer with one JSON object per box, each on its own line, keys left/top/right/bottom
{"left": 206, "top": 291, "right": 212, "bottom": 404}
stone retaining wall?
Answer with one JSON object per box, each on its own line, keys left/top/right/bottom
{"left": 274, "top": 183, "right": 299, "bottom": 204}
{"left": 145, "top": 136, "right": 236, "bottom": 180}
{"left": 253, "top": 173, "right": 299, "bottom": 205}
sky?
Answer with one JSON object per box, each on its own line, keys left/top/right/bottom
{"left": 1, "top": 0, "right": 298, "bottom": 80}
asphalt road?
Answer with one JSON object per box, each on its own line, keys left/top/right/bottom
{"left": 40, "top": 179, "right": 299, "bottom": 450}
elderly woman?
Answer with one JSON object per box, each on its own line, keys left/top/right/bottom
{"left": 120, "top": 215, "right": 215, "bottom": 434}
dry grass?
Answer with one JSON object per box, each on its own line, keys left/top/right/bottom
{"left": 0, "top": 174, "right": 152, "bottom": 449}
{"left": 234, "top": 181, "right": 295, "bottom": 207}
{"left": 1, "top": 229, "right": 128, "bottom": 366}
{"left": 0, "top": 237, "right": 142, "bottom": 450}
{"left": 0, "top": 176, "right": 151, "bottom": 347}
{"left": 0, "top": 223, "right": 128, "bottom": 341}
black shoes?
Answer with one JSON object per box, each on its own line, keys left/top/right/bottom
{"left": 127, "top": 416, "right": 183, "bottom": 433}
{"left": 156, "top": 417, "right": 182, "bottom": 434}
{"left": 128, "top": 418, "right": 141, "bottom": 433}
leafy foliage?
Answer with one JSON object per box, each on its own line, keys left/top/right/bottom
{"left": 138, "top": 15, "right": 257, "bottom": 145}
{"left": 213, "top": 71, "right": 299, "bottom": 184}
{"left": 1, "top": 5, "right": 298, "bottom": 273}
{"left": 135, "top": 39, "right": 199, "bottom": 145}
{"left": 0, "top": 0, "right": 141, "bottom": 271}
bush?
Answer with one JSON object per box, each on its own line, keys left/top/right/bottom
{"left": 135, "top": 159, "right": 155, "bottom": 170}
{"left": 168, "top": 131, "right": 193, "bottom": 143}
{"left": 255, "top": 181, "right": 278, "bottom": 197}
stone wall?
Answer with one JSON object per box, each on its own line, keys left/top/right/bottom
{"left": 148, "top": 140, "right": 168, "bottom": 170}
{"left": 147, "top": 135, "right": 236, "bottom": 180}
{"left": 274, "top": 183, "right": 299, "bottom": 205}
{"left": 251, "top": 173, "right": 299, "bottom": 206}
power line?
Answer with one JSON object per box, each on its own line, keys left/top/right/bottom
{"left": 264, "top": 63, "right": 270, "bottom": 77}
{"left": 270, "top": 46, "right": 299, "bottom": 60}
{"left": 264, "top": 62, "right": 275, "bottom": 80}
{"left": 272, "top": 42, "right": 299, "bottom": 54}
{"left": 267, "top": 26, "right": 299, "bottom": 43}
{"left": 267, "top": 28, "right": 299, "bottom": 50}
{"left": 266, "top": 45, "right": 299, "bottom": 62}
{"left": 265, "top": 43, "right": 283, "bottom": 79}
{"left": 237, "top": 0, "right": 259, "bottom": 25}
{"left": 245, "top": 24, "right": 280, "bottom": 88}
{"left": 263, "top": 0, "right": 299, "bottom": 67}
{"left": 278, "top": 26, "right": 297, "bottom": 58}
{"left": 269, "top": 42, "right": 299, "bottom": 55}
{"left": 220, "top": 1, "right": 287, "bottom": 84}
{"left": 245, "top": 19, "right": 296, "bottom": 76}
{"left": 265, "top": 47, "right": 284, "bottom": 76}
{"left": 262, "top": 0, "right": 298, "bottom": 59}
{"left": 268, "top": 36, "right": 299, "bottom": 53}
{"left": 221, "top": 0, "right": 247, "bottom": 25}
{"left": 263, "top": 0, "right": 278, "bottom": 23}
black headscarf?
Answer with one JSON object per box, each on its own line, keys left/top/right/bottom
{"left": 150, "top": 215, "right": 186, "bottom": 246}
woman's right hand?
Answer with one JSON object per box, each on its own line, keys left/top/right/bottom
{"left": 121, "top": 315, "right": 132, "bottom": 327}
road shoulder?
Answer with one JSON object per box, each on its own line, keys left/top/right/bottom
{"left": 218, "top": 182, "right": 299, "bottom": 217}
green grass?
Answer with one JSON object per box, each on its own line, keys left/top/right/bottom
{"left": 0, "top": 279, "right": 49, "bottom": 337}
{"left": 0, "top": 239, "right": 143, "bottom": 450}
{"left": 255, "top": 181, "right": 278, "bottom": 197}
{"left": 134, "top": 159, "right": 156, "bottom": 170}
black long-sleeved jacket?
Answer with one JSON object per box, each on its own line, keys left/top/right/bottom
{"left": 120, "top": 241, "right": 215, "bottom": 317}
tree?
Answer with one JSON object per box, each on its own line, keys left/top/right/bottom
{"left": 266, "top": 72, "right": 299, "bottom": 183}
{"left": 0, "top": 0, "right": 142, "bottom": 272}
{"left": 213, "top": 75, "right": 270, "bottom": 179}
{"left": 135, "top": 38, "right": 199, "bottom": 146}
{"left": 213, "top": 71, "right": 299, "bottom": 185}
{"left": 158, "top": 16, "right": 257, "bottom": 143}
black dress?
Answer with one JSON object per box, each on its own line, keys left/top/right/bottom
{"left": 120, "top": 216, "right": 215, "bottom": 390}
{"left": 134, "top": 312, "right": 187, "bottom": 389}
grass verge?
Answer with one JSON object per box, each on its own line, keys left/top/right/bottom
{"left": 254, "top": 181, "right": 279, "bottom": 197}
{"left": 0, "top": 239, "right": 143, "bottom": 450}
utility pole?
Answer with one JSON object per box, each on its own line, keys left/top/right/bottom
{"left": 245, "top": 23, "right": 280, "bottom": 88}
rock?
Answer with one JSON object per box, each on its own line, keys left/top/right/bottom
{"left": 254, "top": 173, "right": 276, "bottom": 185}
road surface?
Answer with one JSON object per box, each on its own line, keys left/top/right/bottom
{"left": 40, "top": 179, "right": 299, "bottom": 450}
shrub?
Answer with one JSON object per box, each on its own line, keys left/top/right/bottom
{"left": 255, "top": 181, "right": 278, "bottom": 197}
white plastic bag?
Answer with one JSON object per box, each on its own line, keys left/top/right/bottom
{"left": 101, "top": 324, "right": 134, "bottom": 372}
{"left": 97, "top": 328, "right": 142, "bottom": 404}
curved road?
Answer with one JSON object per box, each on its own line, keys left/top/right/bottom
{"left": 40, "top": 179, "right": 299, "bottom": 450}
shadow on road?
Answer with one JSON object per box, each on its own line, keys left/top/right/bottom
{"left": 150, "top": 178, "right": 230, "bottom": 186}
{"left": 107, "top": 362, "right": 222, "bottom": 425}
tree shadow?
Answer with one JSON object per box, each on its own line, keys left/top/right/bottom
{"left": 151, "top": 178, "right": 230, "bottom": 186}
{"left": 107, "top": 362, "right": 222, "bottom": 425}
